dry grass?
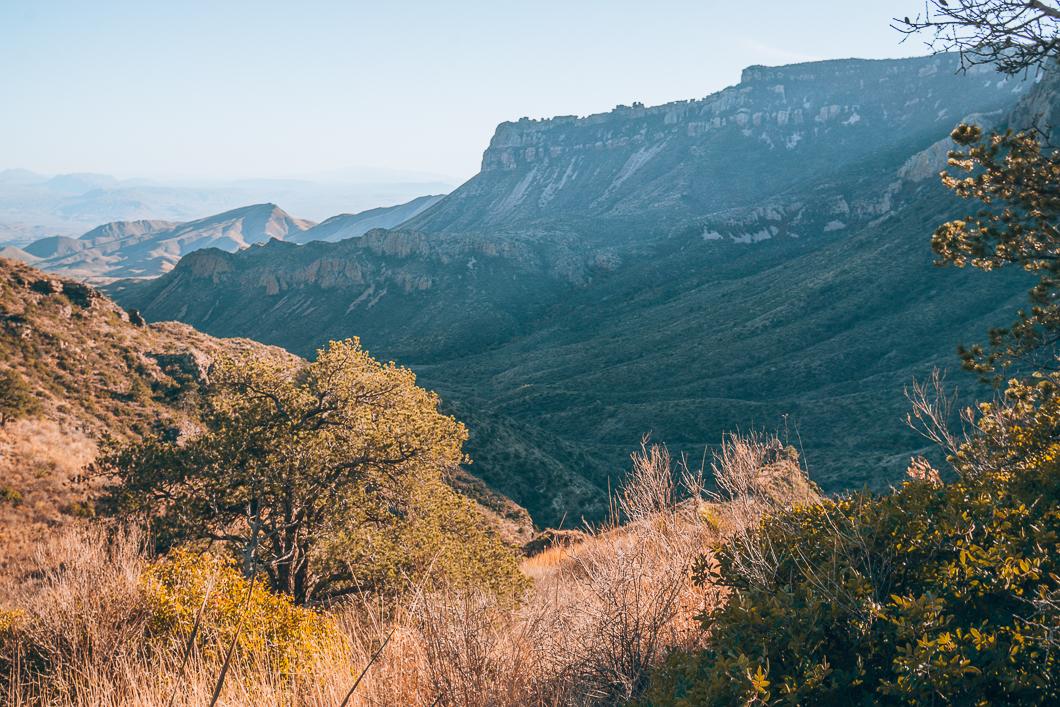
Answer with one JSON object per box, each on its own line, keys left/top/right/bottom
{"left": 1, "top": 433, "right": 815, "bottom": 706}
{"left": 0, "top": 418, "right": 97, "bottom": 576}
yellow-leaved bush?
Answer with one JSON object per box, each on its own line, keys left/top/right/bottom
{"left": 141, "top": 547, "right": 341, "bottom": 673}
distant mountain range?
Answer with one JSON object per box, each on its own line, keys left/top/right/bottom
{"left": 0, "top": 169, "right": 456, "bottom": 248}
{"left": 288, "top": 195, "right": 444, "bottom": 244}
{"left": 9, "top": 195, "right": 445, "bottom": 281}
{"left": 108, "top": 54, "right": 1056, "bottom": 526}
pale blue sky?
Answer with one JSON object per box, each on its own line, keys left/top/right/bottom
{"left": 1, "top": 1, "right": 928, "bottom": 182}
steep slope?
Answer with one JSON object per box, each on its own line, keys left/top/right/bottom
{"left": 29, "top": 204, "right": 314, "bottom": 281}
{"left": 407, "top": 54, "right": 1026, "bottom": 235}
{"left": 289, "top": 194, "right": 445, "bottom": 244}
{"left": 111, "top": 55, "right": 1044, "bottom": 526}
{"left": 0, "top": 257, "right": 293, "bottom": 571}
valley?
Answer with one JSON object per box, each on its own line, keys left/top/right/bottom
{"left": 106, "top": 53, "right": 1050, "bottom": 525}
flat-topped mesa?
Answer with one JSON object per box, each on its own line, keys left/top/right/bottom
{"left": 408, "top": 53, "right": 1025, "bottom": 234}
{"left": 480, "top": 54, "right": 1003, "bottom": 173}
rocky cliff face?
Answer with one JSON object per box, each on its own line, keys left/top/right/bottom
{"left": 407, "top": 54, "right": 1028, "bottom": 235}
{"left": 109, "top": 223, "right": 609, "bottom": 364}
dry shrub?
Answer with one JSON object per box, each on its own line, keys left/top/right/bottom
{"left": 1, "top": 526, "right": 149, "bottom": 701}
{"left": 707, "top": 430, "right": 820, "bottom": 589}
{"left": 416, "top": 589, "right": 566, "bottom": 706}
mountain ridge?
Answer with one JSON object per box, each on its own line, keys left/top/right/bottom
{"left": 406, "top": 53, "right": 1026, "bottom": 235}
{"left": 25, "top": 196, "right": 452, "bottom": 282}
{"left": 25, "top": 204, "right": 312, "bottom": 281}
{"left": 289, "top": 194, "right": 445, "bottom": 244}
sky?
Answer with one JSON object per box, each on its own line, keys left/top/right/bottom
{"left": 0, "top": 1, "right": 929, "bottom": 183}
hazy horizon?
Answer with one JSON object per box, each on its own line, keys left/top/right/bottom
{"left": 2, "top": 1, "right": 927, "bottom": 183}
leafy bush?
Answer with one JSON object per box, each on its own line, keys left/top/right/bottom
{"left": 322, "top": 477, "right": 529, "bottom": 597}
{"left": 142, "top": 547, "right": 339, "bottom": 674}
{"left": 645, "top": 376, "right": 1060, "bottom": 705}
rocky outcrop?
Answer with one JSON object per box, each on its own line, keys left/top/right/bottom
{"left": 148, "top": 350, "right": 212, "bottom": 386}
{"left": 408, "top": 54, "right": 1029, "bottom": 235}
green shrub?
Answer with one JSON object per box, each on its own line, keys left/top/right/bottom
{"left": 321, "top": 477, "right": 529, "bottom": 598}
{"left": 0, "top": 484, "right": 23, "bottom": 506}
{"left": 645, "top": 376, "right": 1060, "bottom": 705}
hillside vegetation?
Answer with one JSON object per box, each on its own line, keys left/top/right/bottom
{"left": 0, "top": 257, "right": 299, "bottom": 572}
{"left": 1, "top": 429, "right": 816, "bottom": 705}
{"left": 0, "top": 258, "right": 529, "bottom": 576}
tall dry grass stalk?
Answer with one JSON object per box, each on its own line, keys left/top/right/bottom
{"left": 707, "top": 430, "right": 820, "bottom": 589}
{"left": 2, "top": 435, "right": 816, "bottom": 706}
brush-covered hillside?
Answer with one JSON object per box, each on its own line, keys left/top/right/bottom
{"left": 0, "top": 257, "right": 531, "bottom": 575}
{"left": 0, "top": 257, "right": 297, "bottom": 568}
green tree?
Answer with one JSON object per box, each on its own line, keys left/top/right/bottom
{"left": 97, "top": 338, "right": 477, "bottom": 605}
{"left": 897, "top": 0, "right": 1060, "bottom": 379}
{"left": 0, "top": 369, "right": 39, "bottom": 426}
{"left": 934, "top": 124, "right": 1060, "bottom": 378}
